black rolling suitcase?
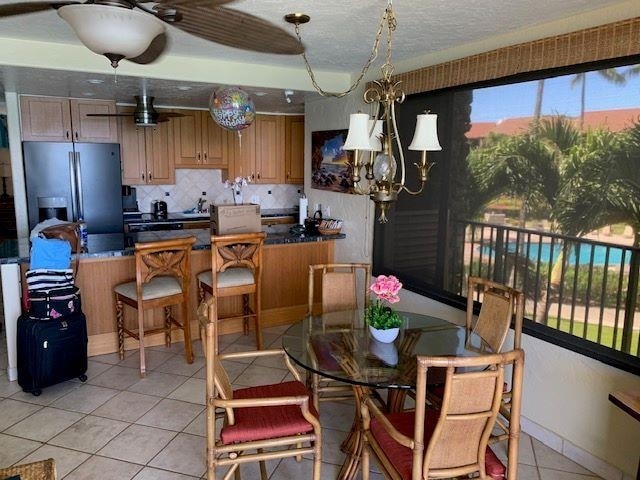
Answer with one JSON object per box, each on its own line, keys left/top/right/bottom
{"left": 17, "top": 311, "right": 88, "bottom": 396}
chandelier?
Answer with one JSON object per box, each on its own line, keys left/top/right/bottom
{"left": 286, "top": 1, "right": 442, "bottom": 222}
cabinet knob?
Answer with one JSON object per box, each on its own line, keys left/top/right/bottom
{"left": 204, "top": 152, "right": 207, "bottom": 163}
{"left": 74, "top": 131, "right": 78, "bottom": 140}
{"left": 141, "top": 172, "right": 145, "bottom": 181}
{"left": 257, "top": 172, "right": 261, "bottom": 180}
{"left": 148, "top": 171, "right": 152, "bottom": 182}
{"left": 286, "top": 171, "right": 290, "bottom": 179}
{"left": 197, "top": 152, "right": 201, "bottom": 163}
{"left": 251, "top": 172, "right": 255, "bottom": 181}
{"left": 66, "top": 131, "right": 70, "bottom": 140}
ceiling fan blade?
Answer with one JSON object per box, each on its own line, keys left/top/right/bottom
{"left": 153, "top": 0, "right": 235, "bottom": 6}
{"left": 0, "top": 1, "right": 78, "bottom": 17}
{"left": 172, "top": 5, "right": 304, "bottom": 55}
{"left": 86, "top": 113, "right": 133, "bottom": 117}
{"left": 128, "top": 33, "right": 168, "bottom": 65}
{"left": 158, "top": 112, "right": 186, "bottom": 119}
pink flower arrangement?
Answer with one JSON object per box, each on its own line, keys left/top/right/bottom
{"left": 367, "top": 275, "right": 403, "bottom": 330}
{"left": 370, "top": 275, "right": 402, "bottom": 304}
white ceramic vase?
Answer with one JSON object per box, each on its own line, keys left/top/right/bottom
{"left": 368, "top": 325, "right": 399, "bottom": 344}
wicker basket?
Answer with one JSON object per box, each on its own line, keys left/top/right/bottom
{"left": 317, "top": 226, "right": 342, "bottom": 235}
{"left": 0, "top": 458, "right": 57, "bottom": 480}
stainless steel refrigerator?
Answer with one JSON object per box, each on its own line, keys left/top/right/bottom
{"left": 23, "top": 142, "right": 123, "bottom": 234}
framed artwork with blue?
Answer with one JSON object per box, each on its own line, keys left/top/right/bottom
{"left": 311, "top": 129, "right": 354, "bottom": 193}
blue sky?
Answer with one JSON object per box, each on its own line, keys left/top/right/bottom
{"left": 470, "top": 64, "right": 640, "bottom": 122}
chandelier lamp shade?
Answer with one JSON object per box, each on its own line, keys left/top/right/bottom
{"left": 57, "top": 4, "right": 165, "bottom": 68}
{"left": 287, "top": 0, "right": 442, "bottom": 222}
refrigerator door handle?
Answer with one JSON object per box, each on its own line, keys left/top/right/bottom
{"left": 75, "top": 152, "right": 85, "bottom": 220}
{"left": 68, "top": 151, "right": 78, "bottom": 220}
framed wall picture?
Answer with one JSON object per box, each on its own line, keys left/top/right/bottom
{"left": 311, "top": 129, "right": 354, "bottom": 193}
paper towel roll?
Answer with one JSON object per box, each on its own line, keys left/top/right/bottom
{"left": 299, "top": 197, "right": 308, "bottom": 225}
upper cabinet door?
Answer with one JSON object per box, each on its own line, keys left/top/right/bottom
{"left": 255, "top": 115, "right": 284, "bottom": 184}
{"left": 173, "top": 109, "right": 203, "bottom": 167}
{"left": 20, "top": 96, "right": 72, "bottom": 142}
{"left": 229, "top": 122, "right": 256, "bottom": 180}
{"left": 145, "top": 117, "right": 175, "bottom": 185}
{"left": 285, "top": 115, "right": 305, "bottom": 184}
{"left": 119, "top": 108, "right": 147, "bottom": 185}
{"left": 69, "top": 99, "right": 118, "bottom": 143}
{"left": 202, "top": 111, "right": 226, "bottom": 168}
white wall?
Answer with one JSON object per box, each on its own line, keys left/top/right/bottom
{"left": 306, "top": 95, "right": 640, "bottom": 479}
{"left": 304, "top": 91, "right": 376, "bottom": 264}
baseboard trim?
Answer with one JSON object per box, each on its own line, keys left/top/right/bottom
{"left": 521, "top": 416, "right": 627, "bottom": 480}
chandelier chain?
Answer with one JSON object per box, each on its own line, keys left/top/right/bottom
{"left": 294, "top": 1, "right": 395, "bottom": 98}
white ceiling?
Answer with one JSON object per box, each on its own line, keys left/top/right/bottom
{"left": 0, "top": 0, "right": 634, "bottom": 111}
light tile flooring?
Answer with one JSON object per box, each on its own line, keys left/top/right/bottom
{"left": 0, "top": 325, "right": 604, "bottom": 480}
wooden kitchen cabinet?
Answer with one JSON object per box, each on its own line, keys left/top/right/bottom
{"left": 255, "top": 115, "right": 285, "bottom": 183}
{"left": 119, "top": 107, "right": 175, "bottom": 185}
{"left": 226, "top": 122, "right": 256, "bottom": 180}
{"left": 20, "top": 95, "right": 117, "bottom": 143}
{"left": 285, "top": 115, "right": 305, "bottom": 184}
{"left": 173, "top": 109, "right": 226, "bottom": 169}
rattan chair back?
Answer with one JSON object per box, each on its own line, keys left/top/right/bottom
{"left": 308, "top": 263, "right": 371, "bottom": 315}
{"left": 466, "top": 277, "right": 524, "bottom": 353}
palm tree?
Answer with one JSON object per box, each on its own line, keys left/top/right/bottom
{"left": 570, "top": 69, "right": 626, "bottom": 129}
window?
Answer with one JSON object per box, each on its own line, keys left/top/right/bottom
{"left": 374, "top": 58, "right": 640, "bottom": 374}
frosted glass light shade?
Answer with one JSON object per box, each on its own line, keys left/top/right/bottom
{"left": 58, "top": 4, "right": 165, "bottom": 59}
{"left": 343, "top": 113, "right": 372, "bottom": 151}
{"left": 368, "top": 119, "right": 383, "bottom": 152}
{"left": 408, "top": 113, "right": 442, "bottom": 151}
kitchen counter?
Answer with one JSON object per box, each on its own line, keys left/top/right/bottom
{"left": 123, "top": 208, "right": 298, "bottom": 224}
{"left": 0, "top": 226, "right": 345, "bottom": 264}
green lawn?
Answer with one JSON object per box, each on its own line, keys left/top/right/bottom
{"left": 545, "top": 316, "right": 639, "bottom": 355}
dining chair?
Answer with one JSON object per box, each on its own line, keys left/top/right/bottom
{"left": 307, "top": 263, "right": 371, "bottom": 410}
{"left": 114, "top": 236, "right": 196, "bottom": 377}
{"left": 360, "top": 349, "right": 525, "bottom": 480}
{"left": 197, "top": 296, "right": 322, "bottom": 480}
{"left": 196, "top": 232, "right": 266, "bottom": 350}
{"left": 466, "top": 276, "right": 524, "bottom": 442}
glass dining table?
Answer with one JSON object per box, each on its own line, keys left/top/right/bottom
{"left": 281, "top": 309, "right": 492, "bottom": 480}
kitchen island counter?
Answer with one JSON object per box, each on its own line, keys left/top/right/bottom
{"left": 0, "top": 227, "right": 345, "bottom": 264}
{"left": 2, "top": 227, "right": 343, "bottom": 358}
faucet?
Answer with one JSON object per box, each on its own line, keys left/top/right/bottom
{"left": 196, "top": 197, "right": 207, "bottom": 213}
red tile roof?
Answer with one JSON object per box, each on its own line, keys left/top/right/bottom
{"left": 466, "top": 108, "right": 640, "bottom": 139}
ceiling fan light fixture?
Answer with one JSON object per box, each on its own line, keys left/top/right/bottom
{"left": 58, "top": 4, "right": 165, "bottom": 68}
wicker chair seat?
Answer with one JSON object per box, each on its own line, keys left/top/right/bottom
{"left": 370, "top": 410, "right": 505, "bottom": 480}
{"left": 197, "top": 268, "right": 255, "bottom": 289}
{"left": 114, "top": 276, "right": 182, "bottom": 301}
{"left": 220, "top": 380, "right": 319, "bottom": 444}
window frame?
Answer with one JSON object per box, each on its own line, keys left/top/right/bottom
{"left": 373, "top": 54, "right": 640, "bottom": 376}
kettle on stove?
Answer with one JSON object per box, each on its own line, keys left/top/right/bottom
{"left": 152, "top": 200, "right": 168, "bottom": 218}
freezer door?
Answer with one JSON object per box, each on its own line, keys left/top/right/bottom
{"left": 74, "top": 143, "right": 123, "bottom": 234}
{"left": 23, "top": 142, "right": 75, "bottom": 232}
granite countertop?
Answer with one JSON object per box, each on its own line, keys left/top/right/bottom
{"left": 124, "top": 208, "right": 298, "bottom": 224}
{"left": 0, "top": 225, "right": 345, "bottom": 264}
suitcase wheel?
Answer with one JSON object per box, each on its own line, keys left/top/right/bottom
{"left": 32, "top": 388, "right": 42, "bottom": 397}
{"left": 79, "top": 374, "right": 87, "bottom": 382}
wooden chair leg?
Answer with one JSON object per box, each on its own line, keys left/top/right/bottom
{"left": 137, "top": 308, "right": 146, "bottom": 377}
{"left": 312, "top": 372, "right": 320, "bottom": 412}
{"left": 313, "top": 437, "right": 322, "bottom": 480}
{"left": 164, "top": 306, "right": 172, "bottom": 347}
{"left": 182, "top": 300, "right": 194, "bottom": 364}
{"left": 361, "top": 436, "right": 370, "bottom": 480}
{"left": 115, "top": 297, "right": 125, "bottom": 360}
{"left": 242, "top": 294, "right": 250, "bottom": 336}
{"left": 255, "top": 289, "right": 263, "bottom": 350}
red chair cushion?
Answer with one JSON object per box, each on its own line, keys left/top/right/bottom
{"left": 370, "top": 411, "right": 506, "bottom": 480}
{"left": 220, "top": 381, "right": 319, "bottom": 444}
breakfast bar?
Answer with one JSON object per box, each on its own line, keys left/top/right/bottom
{"left": 2, "top": 227, "right": 345, "bottom": 360}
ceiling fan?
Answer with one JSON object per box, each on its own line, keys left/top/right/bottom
{"left": 0, "top": 0, "right": 305, "bottom": 68}
{"left": 87, "top": 95, "right": 184, "bottom": 126}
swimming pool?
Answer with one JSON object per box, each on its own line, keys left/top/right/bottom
{"left": 480, "top": 242, "right": 630, "bottom": 266}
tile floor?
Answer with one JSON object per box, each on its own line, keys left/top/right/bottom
{"left": 0, "top": 324, "right": 604, "bottom": 480}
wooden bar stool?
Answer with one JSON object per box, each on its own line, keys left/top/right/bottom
{"left": 196, "top": 232, "right": 266, "bottom": 350}
{"left": 114, "top": 236, "right": 196, "bottom": 377}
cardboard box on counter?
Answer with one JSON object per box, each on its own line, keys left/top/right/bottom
{"left": 211, "top": 204, "right": 262, "bottom": 235}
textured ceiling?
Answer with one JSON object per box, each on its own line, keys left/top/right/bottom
{"left": 0, "top": 0, "right": 632, "bottom": 110}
